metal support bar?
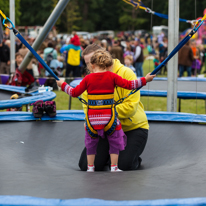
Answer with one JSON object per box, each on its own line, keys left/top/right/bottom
{"left": 19, "top": 0, "right": 70, "bottom": 73}
{"left": 205, "top": 100, "right": 206, "bottom": 114}
{"left": 167, "top": 0, "right": 179, "bottom": 112}
{"left": 10, "top": 0, "right": 15, "bottom": 73}
{"left": 69, "top": 96, "right": 72, "bottom": 110}
{"left": 178, "top": 98, "right": 181, "bottom": 112}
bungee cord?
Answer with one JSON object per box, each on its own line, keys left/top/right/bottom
{"left": 123, "top": 0, "right": 198, "bottom": 24}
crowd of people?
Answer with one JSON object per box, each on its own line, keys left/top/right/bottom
{"left": 0, "top": 30, "right": 206, "bottom": 87}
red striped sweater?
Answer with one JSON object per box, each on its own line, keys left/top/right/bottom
{"left": 61, "top": 71, "right": 146, "bottom": 130}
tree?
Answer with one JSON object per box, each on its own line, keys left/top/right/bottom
{"left": 0, "top": 0, "right": 21, "bottom": 25}
{"left": 19, "top": 0, "right": 53, "bottom": 26}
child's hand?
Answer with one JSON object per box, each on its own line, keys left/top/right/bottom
{"left": 145, "top": 73, "right": 156, "bottom": 82}
{"left": 56, "top": 79, "right": 64, "bottom": 87}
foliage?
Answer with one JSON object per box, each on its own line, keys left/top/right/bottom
{"left": 0, "top": 0, "right": 21, "bottom": 25}
{"left": 2, "top": 0, "right": 206, "bottom": 33}
{"left": 19, "top": 0, "right": 53, "bottom": 26}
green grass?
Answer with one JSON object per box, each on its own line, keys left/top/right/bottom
{"left": 143, "top": 57, "right": 206, "bottom": 77}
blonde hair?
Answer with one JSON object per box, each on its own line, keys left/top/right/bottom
{"left": 124, "top": 55, "right": 133, "bottom": 62}
{"left": 90, "top": 50, "right": 113, "bottom": 70}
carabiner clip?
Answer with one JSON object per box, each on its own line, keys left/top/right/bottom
{"left": 2, "top": 17, "right": 15, "bottom": 30}
{"left": 145, "top": 7, "right": 155, "bottom": 14}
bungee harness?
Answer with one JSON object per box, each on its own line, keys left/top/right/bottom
{"left": 1, "top": 10, "right": 205, "bottom": 138}
{"left": 85, "top": 94, "right": 117, "bottom": 138}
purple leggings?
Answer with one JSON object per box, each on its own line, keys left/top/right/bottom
{"left": 85, "top": 129, "right": 127, "bottom": 155}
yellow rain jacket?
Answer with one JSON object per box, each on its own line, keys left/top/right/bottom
{"left": 82, "top": 59, "right": 149, "bottom": 132}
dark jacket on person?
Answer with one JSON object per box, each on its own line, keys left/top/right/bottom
{"left": 178, "top": 45, "right": 194, "bottom": 67}
{"left": 0, "top": 43, "right": 10, "bottom": 63}
{"left": 110, "top": 46, "right": 124, "bottom": 64}
{"left": 135, "top": 46, "right": 144, "bottom": 63}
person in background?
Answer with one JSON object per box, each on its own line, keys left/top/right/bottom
{"left": 124, "top": 55, "right": 136, "bottom": 76}
{"left": 101, "top": 39, "right": 108, "bottom": 51}
{"left": 123, "top": 46, "right": 134, "bottom": 59}
{"left": 110, "top": 40, "right": 124, "bottom": 64}
{"left": 191, "top": 52, "right": 201, "bottom": 76}
{"left": 19, "top": 44, "right": 37, "bottom": 77}
{"left": 0, "top": 39, "right": 10, "bottom": 75}
{"left": 157, "top": 32, "right": 164, "bottom": 44}
{"left": 9, "top": 53, "right": 35, "bottom": 86}
{"left": 15, "top": 38, "right": 22, "bottom": 52}
{"left": 4, "top": 40, "right": 10, "bottom": 48}
{"left": 124, "top": 40, "right": 131, "bottom": 52}
{"left": 198, "top": 44, "right": 205, "bottom": 74}
{"left": 178, "top": 41, "right": 194, "bottom": 77}
{"left": 134, "top": 40, "right": 144, "bottom": 77}
{"left": 38, "top": 53, "right": 45, "bottom": 77}
{"left": 60, "top": 32, "right": 82, "bottom": 77}
{"left": 153, "top": 55, "right": 160, "bottom": 70}
{"left": 158, "top": 37, "right": 168, "bottom": 75}
{"left": 190, "top": 40, "right": 199, "bottom": 76}
{"left": 44, "top": 42, "right": 58, "bottom": 66}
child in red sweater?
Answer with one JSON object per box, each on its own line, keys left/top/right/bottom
{"left": 57, "top": 50, "right": 155, "bottom": 172}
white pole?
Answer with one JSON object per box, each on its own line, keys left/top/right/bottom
{"left": 167, "top": 0, "right": 179, "bottom": 112}
{"left": 10, "top": 0, "right": 15, "bottom": 73}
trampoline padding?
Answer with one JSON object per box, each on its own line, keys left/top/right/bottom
{"left": 1, "top": 196, "right": 206, "bottom": 206}
{"left": 0, "top": 91, "right": 56, "bottom": 110}
{"left": 1, "top": 111, "right": 206, "bottom": 123}
{"left": 70, "top": 79, "right": 206, "bottom": 93}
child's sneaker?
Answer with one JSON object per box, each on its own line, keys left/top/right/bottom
{"left": 32, "top": 100, "right": 44, "bottom": 118}
{"left": 111, "top": 165, "right": 122, "bottom": 172}
{"left": 44, "top": 101, "right": 56, "bottom": 117}
{"left": 87, "top": 165, "right": 95, "bottom": 172}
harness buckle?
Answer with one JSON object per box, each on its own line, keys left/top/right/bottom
{"left": 96, "top": 100, "right": 104, "bottom": 106}
{"left": 145, "top": 8, "right": 154, "bottom": 14}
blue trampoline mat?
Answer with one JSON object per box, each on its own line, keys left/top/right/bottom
{"left": 1, "top": 196, "right": 206, "bottom": 206}
{"left": 0, "top": 111, "right": 206, "bottom": 205}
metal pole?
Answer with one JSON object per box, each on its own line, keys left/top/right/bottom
{"left": 19, "top": 0, "right": 70, "bottom": 73}
{"left": 167, "top": 0, "right": 179, "bottom": 112}
{"left": 10, "top": 0, "right": 15, "bottom": 73}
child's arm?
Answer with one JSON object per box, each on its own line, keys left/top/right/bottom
{"left": 113, "top": 72, "right": 155, "bottom": 90}
{"left": 56, "top": 77, "right": 87, "bottom": 97}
